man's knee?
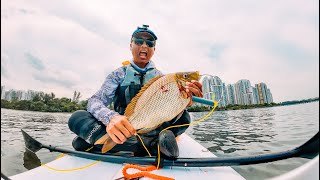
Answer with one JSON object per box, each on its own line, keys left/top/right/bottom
{"left": 170, "top": 110, "right": 191, "bottom": 136}
{"left": 68, "top": 110, "right": 92, "bottom": 133}
{"left": 68, "top": 110, "right": 106, "bottom": 144}
{"left": 175, "top": 110, "right": 191, "bottom": 125}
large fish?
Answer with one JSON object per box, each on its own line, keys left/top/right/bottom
{"left": 95, "top": 71, "right": 200, "bottom": 153}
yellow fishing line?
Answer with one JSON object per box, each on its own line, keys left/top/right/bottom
{"left": 56, "top": 153, "right": 65, "bottom": 159}
{"left": 136, "top": 134, "right": 152, "bottom": 157}
{"left": 155, "top": 94, "right": 218, "bottom": 169}
{"left": 41, "top": 160, "right": 101, "bottom": 172}
{"left": 41, "top": 146, "right": 100, "bottom": 172}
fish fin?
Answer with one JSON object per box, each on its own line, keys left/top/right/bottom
{"left": 94, "top": 134, "right": 117, "bottom": 153}
{"left": 101, "top": 139, "right": 117, "bottom": 153}
{"left": 94, "top": 134, "right": 109, "bottom": 145}
{"left": 124, "top": 75, "right": 163, "bottom": 117}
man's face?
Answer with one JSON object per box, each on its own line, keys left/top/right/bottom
{"left": 130, "top": 32, "right": 156, "bottom": 68}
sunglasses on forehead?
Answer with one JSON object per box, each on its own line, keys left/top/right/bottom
{"left": 133, "top": 37, "right": 156, "bottom": 47}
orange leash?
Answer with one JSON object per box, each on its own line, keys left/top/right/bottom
{"left": 122, "top": 164, "right": 174, "bottom": 180}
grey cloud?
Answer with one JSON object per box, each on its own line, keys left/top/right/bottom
{"left": 25, "top": 52, "right": 45, "bottom": 71}
{"left": 33, "top": 73, "right": 75, "bottom": 88}
{"left": 207, "top": 44, "right": 227, "bottom": 60}
{"left": 34, "top": 3, "right": 123, "bottom": 43}
{"left": 1, "top": 5, "right": 35, "bottom": 19}
{"left": 263, "top": 35, "right": 317, "bottom": 69}
{"left": 34, "top": 1, "right": 130, "bottom": 44}
{"left": 1, "top": 64, "right": 8, "bottom": 77}
{"left": 1, "top": 51, "right": 9, "bottom": 77}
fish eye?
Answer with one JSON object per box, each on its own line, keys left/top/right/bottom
{"left": 183, "top": 74, "right": 188, "bottom": 78}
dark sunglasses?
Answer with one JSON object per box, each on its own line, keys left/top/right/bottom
{"left": 133, "top": 37, "right": 156, "bottom": 47}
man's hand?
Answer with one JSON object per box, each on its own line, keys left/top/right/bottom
{"left": 107, "top": 115, "right": 136, "bottom": 144}
{"left": 185, "top": 80, "right": 203, "bottom": 106}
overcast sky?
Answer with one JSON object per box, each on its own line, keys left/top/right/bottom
{"left": 1, "top": 0, "right": 319, "bottom": 102}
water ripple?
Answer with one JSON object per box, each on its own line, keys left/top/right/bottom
{"left": 1, "top": 102, "right": 319, "bottom": 179}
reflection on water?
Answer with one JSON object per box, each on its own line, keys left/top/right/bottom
{"left": 188, "top": 108, "right": 278, "bottom": 154}
{"left": 185, "top": 102, "right": 319, "bottom": 179}
{"left": 23, "top": 148, "right": 41, "bottom": 170}
{"left": 1, "top": 102, "right": 319, "bottom": 179}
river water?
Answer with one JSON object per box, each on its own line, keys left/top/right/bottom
{"left": 1, "top": 102, "right": 319, "bottom": 179}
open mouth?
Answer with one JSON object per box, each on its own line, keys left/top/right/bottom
{"left": 139, "top": 51, "right": 147, "bottom": 58}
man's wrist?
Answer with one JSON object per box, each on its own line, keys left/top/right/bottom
{"left": 102, "top": 111, "right": 120, "bottom": 126}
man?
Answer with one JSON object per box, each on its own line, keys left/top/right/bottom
{"left": 68, "top": 25, "right": 203, "bottom": 159}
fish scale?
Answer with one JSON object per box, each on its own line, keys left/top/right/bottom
{"left": 130, "top": 78, "right": 190, "bottom": 131}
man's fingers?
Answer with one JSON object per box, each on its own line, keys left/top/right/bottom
{"left": 186, "top": 82, "right": 202, "bottom": 94}
{"left": 187, "top": 98, "right": 193, "bottom": 106}
{"left": 115, "top": 122, "right": 132, "bottom": 138}
{"left": 107, "top": 115, "right": 135, "bottom": 144}
{"left": 108, "top": 129, "right": 123, "bottom": 144}
{"left": 115, "top": 132, "right": 127, "bottom": 143}
{"left": 187, "top": 81, "right": 202, "bottom": 90}
{"left": 186, "top": 86, "right": 203, "bottom": 97}
{"left": 191, "top": 80, "right": 202, "bottom": 89}
{"left": 122, "top": 120, "right": 136, "bottom": 135}
{"left": 107, "top": 124, "right": 127, "bottom": 144}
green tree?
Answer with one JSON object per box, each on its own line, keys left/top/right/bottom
{"left": 50, "top": 92, "right": 55, "bottom": 99}
{"left": 79, "top": 100, "right": 88, "bottom": 110}
{"left": 1, "top": 99, "right": 11, "bottom": 108}
{"left": 43, "top": 93, "right": 51, "bottom": 104}
{"left": 15, "top": 100, "right": 31, "bottom": 110}
{"left": 30, "top": 101, "right": 46, "bottom": 111}
{"left": 72, "top": 91, "right": 82, "bottom": 103}
{"left": 32, "top": 94, "right": 42, "bottom": 102}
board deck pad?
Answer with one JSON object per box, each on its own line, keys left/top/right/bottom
{"left": 9, "top": 134, "right": 245, "bottom": 180}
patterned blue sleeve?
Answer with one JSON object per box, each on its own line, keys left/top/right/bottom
{"left": 155, "top": 69, "right": 163, "bottom": 76}
{"left": 87, "top": 67, "right": 125, "bottom": 126}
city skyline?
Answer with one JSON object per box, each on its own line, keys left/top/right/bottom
{"left": 200, "top": 76, "right": 273, "bottom": 107}
{"left": 2, "top": 1, "right": 318, "bottom": 102}
{"left": 4, "top": 74, "right": 317, "bottom": 104}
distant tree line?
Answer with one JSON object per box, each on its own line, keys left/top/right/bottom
{"left": 279, "top": 97, "right": 319, "bottom": 106}
{"left": 1, "top": 91, "right": 318, "bottom": 113}
{"left": 188, "top": 97, "right": 319, "bottom": 112}
{"left": 188, "top": 103, "right": 278, "bottom": 112}
{"left": 1, "top": 91, "right": 88, "bottom": 112}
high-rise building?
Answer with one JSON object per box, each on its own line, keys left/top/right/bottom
{"left": 182, "top": 75, "right": 273, "bottom": 107}
{"left": 1, "top": 86, "right": 5, "bottom": 99}
{"left": 266, "top": 88, "right": 273, "bottom": 104}
{"left": 255, "top": 83, "right": 269, "bottom": 104}
{"left": 252, "top": 86, "right": 259, "bottom": 105}
{"left": 234, "top": 79, "right": 253, "bottom": 105}
{"left": 4, "top": 89, "right": 15, "bottom": 101}
{"left": 200, "top": 75, "right": 227, "bottom": 107}
{"left": 221, "top": 83, "right": 228, "bottom": 107}
{"left": 226, "top": 84, "right": 236, "bottom": 105}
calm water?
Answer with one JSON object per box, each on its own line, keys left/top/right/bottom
{"left": 1, "top": 102, "right": 319, "bottom": 179}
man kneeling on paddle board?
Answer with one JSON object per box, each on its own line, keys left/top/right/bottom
{"left": 68, "top": 25, "right": 203, "bottom": 159}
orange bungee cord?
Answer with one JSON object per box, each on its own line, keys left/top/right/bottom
{"left": 122, "top": 164, "right": 174, "bottom": 180}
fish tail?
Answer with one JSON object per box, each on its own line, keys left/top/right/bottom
{"left": 101, "top": 139, "right": 117, "bottom": 153}
{"left": 94, "top": 134, "right": 109, "bottom": 145}
{"left": 94, "top": 134, "right": 117, "bottom": 153}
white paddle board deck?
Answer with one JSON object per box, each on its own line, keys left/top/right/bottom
{"left": 268, "top": 155, "right": 319, "bottom": 180}
{"left": 9, "top": 134, "right": 245, "bottom": 180}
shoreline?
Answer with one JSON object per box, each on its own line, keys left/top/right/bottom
{"left": 1, "top": 100, "right": 318, "bottom": 113}
{"left": 188, "top": 100, "right": 319, "bottom": 112}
